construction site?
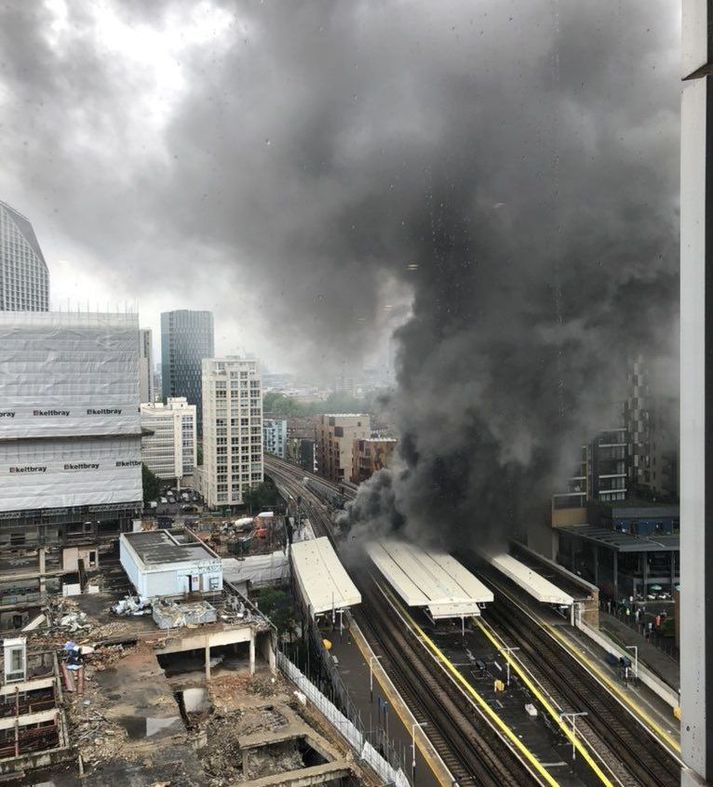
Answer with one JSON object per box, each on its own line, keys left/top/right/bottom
{"left": 0, "top": 526, "right": 388, "bottom": 786}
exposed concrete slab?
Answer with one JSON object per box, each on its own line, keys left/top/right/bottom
{"left": 241, "top": 761, "right": 352, "bottom": 786}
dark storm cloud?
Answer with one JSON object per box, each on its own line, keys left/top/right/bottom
{"left": 0, "top": 1, "right": 679, "bottom": 543}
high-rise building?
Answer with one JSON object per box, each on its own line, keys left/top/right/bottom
{"left": 0, "top": 311, "right": 142, "bottom": 554}
{"left": 138, "top": 328, "right": 154, "bottom": 404}
{"left": 201, "top": 357, "right": 263, "bottom": 507}
{"left": 160, "top": 310, "right": 214, "bottom": 433}
{"left": 140, "top": 398, "right": 196, "bottom": 482}
{"left": 263, "top": 418, "right": 287, "bottom": 459}
{"left": 624, "top": 355, "right": 679, "bottom": 502}
{"left": 0, "top": 200, "right": 49, "bottom": 311}
{"left": 316, "top": 414, "right": 371, "bottom": 483}
{"left": 589, "top": 428, "right": 628, "bottom": 503}
{"left": 153, "top": 362, "right": 162, "bottom": 401}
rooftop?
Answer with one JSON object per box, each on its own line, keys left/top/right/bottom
{"left": 121, "top": 530, "right": 219, "bottom": 567}
{"left": 595, "top": 499, "right": 679, "bottom": 515}
{"left": 559, "top": 525, "right": 680, "bottom": 552}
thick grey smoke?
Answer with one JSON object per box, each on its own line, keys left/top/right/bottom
{"left": 0, "top": 1, "right": 680, "bottom": 543}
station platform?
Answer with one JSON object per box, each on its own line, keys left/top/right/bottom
{"left": 597, "top": 611, "right": 679, "bottom": 691}
{"left": 322, "top": 619, "right": 442, "bottom": 787}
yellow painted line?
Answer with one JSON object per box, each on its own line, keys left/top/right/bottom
{"left": 542, "top": 613, "right": 682, "bottom": 756}
{"left": 494, "top": 581, "right": 682, "bottom": 759}
{"left": 349, "top": 617, "right": 453, "bottom": 786}
{"left": 475, "top": 617, "right": 614, "bottom": 786}
{"left": 377, "top": 582, "right": 560, "bottom": 787}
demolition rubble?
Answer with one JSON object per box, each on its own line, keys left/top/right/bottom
{"left": 1, "top": 563, "right": 375, "bottom": 785}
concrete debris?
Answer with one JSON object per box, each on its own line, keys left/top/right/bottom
{"left": 112, "top": 595, "right": 153, "bottom": 616}
{"left": 152, "top": 600, "right": 217, "bottom": 630}
{"left": 22, "top": 612, "right": 46, "bottom": 631}
{"left": 59, "top": 612, "right": 91, "bottom": 631}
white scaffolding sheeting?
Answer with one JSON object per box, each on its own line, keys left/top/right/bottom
{"left": 487, "top": 553, "right": 574, "bottom": 606}
{"left": 0, "top": 436, "right": 142, "bottom": 512}
{"left": 222, "top": 551, "right": 289, "bottom": 589}
{"left": 0, "top": 311, "right": 141, "bottom": 438}
{"left": 367, "top": 540, "right": 494, "bottom": 619}
{"left": 291, "top": 537, "right": 361, "bottom": 615}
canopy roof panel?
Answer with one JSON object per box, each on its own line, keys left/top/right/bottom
{"left": 291, "top": 537, "right": 361, "bottom": 615}
{"left": 367, "top": 540, "right": 494, "bottom": 619}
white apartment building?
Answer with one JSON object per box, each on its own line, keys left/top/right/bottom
{"left": 263, "top": 418, "right": 287, "bottom": 459}
{"left": 140, "top": 398, "right": 196, "bottom": 482}
{"left": 138, "top": 327, "right": 154, "bottom": 404}
{"left": 201, "top": 358, "right": 263, "bottom": 507}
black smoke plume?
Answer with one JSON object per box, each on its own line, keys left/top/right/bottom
{"left": 0, "top": 2, "right": 680, "bottom": 546}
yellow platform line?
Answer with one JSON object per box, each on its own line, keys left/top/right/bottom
{"left": 496, "top": 582, "right": 682, "bottom": 759}
{"left": 475, "top": 616, "right": 615, "bottom": 786}
{"left": 377, "top": 582, "right": 560, "bottom": 787}
{"left": 349, "top": 617, "right": 454, "bottom": 786}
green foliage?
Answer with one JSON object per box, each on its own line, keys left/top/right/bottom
{"left": 142, "top": 463, "right": 160, "bottom": 503}
{"left": 256, "top": 587, "right": 297, "bottom": 635}
{"left": 243, "top": 478, "right": 281, "bottom": 513}
{"left": 263, "top": 390, "right": 383, "bottom": 417}
{"left": 196, "top": 445, "right": 204, "bottom": 466}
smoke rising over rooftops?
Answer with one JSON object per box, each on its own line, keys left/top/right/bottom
{"left": 0, "top": 1, "right": 680, "bottom": 543}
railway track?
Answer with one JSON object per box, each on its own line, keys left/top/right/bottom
{"left": 265, "top": 458, "right": 545, "bottom": 785}
{"left": 354, "top": 573, "right": 542, "bottom": 787}
{"left": 481, "top": 586, "right": 680, "bottom": 787}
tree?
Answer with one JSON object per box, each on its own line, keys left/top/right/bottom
{"left": 256, "top": 588, "right": 297, "bottom": 637}
{"left": 243, "top": 479, "right": 281, "bottom": 513}
{"left": 196, "top": 445, "right": 203, "bottom": 466}
{"left": 142, "top": 463, "right": 160, "bottom": 503}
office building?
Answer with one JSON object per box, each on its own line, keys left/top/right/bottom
{"left": 263, "top": 418, "right": 287, "bottom": 459}
{"left": 138, "top": 327, "right": 154, "bottom": 404}
{"left": 0, "top": 200, "right": 49, "bottom": 311}
{"left": 316, "top": 414, "right": 371, "bottom": 483}
{"left": 351, "top": 437, "right": 397, "bottom": 484}
{"left": 140, "top": 398, "right": 196, "bottom": 482}
{"left": 161, "top": 310, "right": 214, "bottom": 433}
{"left": 0, "top": 311, "right": 142, "bottom": 554}
{"left": 201, "top": 357, "right": 263, "bottom": 507}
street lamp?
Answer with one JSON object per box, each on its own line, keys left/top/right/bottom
{"left": 369, "top": 655, "right": 382, "bottom": 702}
{"left": 625, "top": 645, "right": 639, "bottom": 680}
{"left": 560, "top": 711, "right": 588, "bottom": 761}
{"left": 411, "top": 721, "right": 427, "bottom": 782}
{"left": 502, "top": 646, "right": 520, "bottom": 687}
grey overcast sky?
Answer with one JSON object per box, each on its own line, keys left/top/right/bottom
{"left": 0, "top": 1, "right": 679, "bottom": 383}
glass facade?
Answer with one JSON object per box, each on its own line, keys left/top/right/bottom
{"left": 0, "top": 201, "right": 49, "bottom": 311}
{"left": 160, "top": 310, "right": 214, "bottom": 434}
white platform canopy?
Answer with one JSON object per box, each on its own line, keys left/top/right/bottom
{"left": 487, "top": 553, "right": 574, "bottom": 606}
{"left": 291, "top": 537, "right": 361, "bottom": 616}
{"left": 367, "top": 540, "right": 494, "bottom": 620}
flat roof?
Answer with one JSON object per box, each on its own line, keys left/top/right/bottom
{"left": 291, "top": 537, "right": 361, "bottom": 615}
{"left": 486, "top": 553, "right": 574, "bottom": 605}
{"left": 367, "top": 540, "right": 494, "bottom": 619}
{"left": 123, "top": 531, "right": 219, "bottom": 566}
{"left": 558, "top": 525, "right": 679, "bottom": 553}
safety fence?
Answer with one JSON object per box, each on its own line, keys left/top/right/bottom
{"left": 278, "top": 650, "right": 410, "bottom": 786}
